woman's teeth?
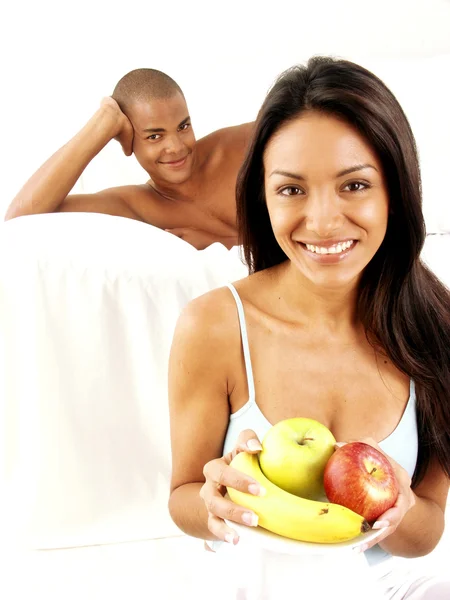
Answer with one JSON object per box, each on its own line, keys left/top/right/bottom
{"left": 305, "top": 240, "right": 355, "bottom": 255}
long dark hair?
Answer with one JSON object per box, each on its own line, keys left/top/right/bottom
{"left": 237, "top": 56, "right": 450, "bottom": 486}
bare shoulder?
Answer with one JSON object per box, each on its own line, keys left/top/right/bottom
{"left": 199, "top": 122, "right": 255, "bottom": 155}
{"left": 229, "top": 268, "right": 278, "bottom": 303}
{"left": 91, "top": 182, "right": 168, "bottom": 225}
{"left": 98, "top": 182, "right": 156, "bottom": 202}
{"left": 174, "top": 270, "right": 267, "bottom": 344}
{"left": 175, "top": 278, "right": 259, "bottom": 358}
{"left": 170, "top": 271, "right": 274, "bottom": 391}
{"left": 175, "top": 284, "right": 241, "bottom": 343}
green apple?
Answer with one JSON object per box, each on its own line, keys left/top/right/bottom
{"left": 259, "top": 418, "right": 336, "bottom": 500}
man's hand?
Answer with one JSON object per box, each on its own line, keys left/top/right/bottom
{"left": 100, "top": 97, "right": 134, "bottom": 156}
{"left": 4, "top": 96, "right": 136, "bottom": 222}
{"left": 166, "top": 227, "right": 237, "bottom": 250}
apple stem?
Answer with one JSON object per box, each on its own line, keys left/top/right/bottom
{"left": 370, "top": 467, "right": 377, "bottom": 475}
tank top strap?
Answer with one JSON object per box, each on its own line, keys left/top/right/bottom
{"left": 226, "top": 283, "right": 256, "bottom": 403}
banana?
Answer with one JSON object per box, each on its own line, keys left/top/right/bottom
{"left": 227, "top": 451, "right": 370, "bottom": 543}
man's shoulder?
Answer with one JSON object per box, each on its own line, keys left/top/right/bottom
{"left": 103, "top": 182, "right": 156, "bottom": 199}
{"left": 98, "top": 182, "right": 160, "bottom": 209}
{"left": 198, "top": 121, "right": 254, "bottom": 154}
{"left": 95, "top": 182, "right": 165, "bottom": 223}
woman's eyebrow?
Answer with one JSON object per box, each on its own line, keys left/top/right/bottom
{"left": 269, "top": 169, "right": 306, "bottom": 180}
{"left": 336, "top": 164, "right": 378, "bottom": 177}
{"left": 269, "top": 164, "right": 378, "bottom": 180}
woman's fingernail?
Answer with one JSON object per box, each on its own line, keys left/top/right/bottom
{"left": 248, "top": 483, "right": 267, "bottom": 496}
{"left": 225, "top": 532, "right": 237, "bottom": 544}
{"left": 354, "top": 543, "right": 369, "bottom": 553}
{"left": 372, "top": 520, "right": 390, "bottom": 530}
{"left": 242, "top": 512, "right": 259, "bottom": 527}
{"left": 247, "top": 439, "right": 263, "bottom": 451}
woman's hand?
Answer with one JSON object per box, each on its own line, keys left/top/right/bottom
{"left": 336, "top": 438, "right": 416, "bottom": 552}
{"left": 200, "top": 429, "right": 266, "bottom": 545}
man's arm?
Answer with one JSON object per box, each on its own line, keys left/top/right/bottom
{"left": 5, "top": 98, "right": 134, "bottom": 221}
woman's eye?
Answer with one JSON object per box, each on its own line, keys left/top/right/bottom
{"left": 147, "top": 134, "right": 161, "bottom": 141}
{"left": 280, "top": 186, "right": 303, "bottom": 196}
{"left": 344, "top": 181, "right": 368, "bottom": 192}
{"left": 179, "top": 123, "right": 191, "bottom": 131}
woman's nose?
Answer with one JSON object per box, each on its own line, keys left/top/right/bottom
{"left": 304, "top": 191, "right": 344, "bottom": 237}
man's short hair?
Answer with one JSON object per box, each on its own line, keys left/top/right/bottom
{"left": 112, "top": 68, "right": 184, "bottom": 113}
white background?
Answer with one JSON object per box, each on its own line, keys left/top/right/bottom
{"left": 1, "top": 0, "right": 450, "bottom": 227}
{"left": 0, "top": 0, "right": 449, "bottom": 584}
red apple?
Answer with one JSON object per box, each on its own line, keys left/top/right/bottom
{"left": 323, "top": 442, "right": 399, "bottom": 522}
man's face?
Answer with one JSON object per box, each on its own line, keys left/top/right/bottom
{"left": 127, "top": 92, "right": 196, "bottom": 185}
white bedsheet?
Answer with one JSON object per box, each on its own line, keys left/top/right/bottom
{"left": 0, "top": 214, "right": 447, "bottom": 598}
{"left": 0, "top": 213, "right": 247, "bottom": 551}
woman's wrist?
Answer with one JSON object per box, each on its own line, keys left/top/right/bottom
{"left": 169, "top": 482, "right": 213, "bottom": 540}
{"left": 378, "top": 492, "right": 444, "bottom": 557}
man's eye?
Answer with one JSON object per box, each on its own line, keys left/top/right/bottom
{"left": 344, "top": 181, "right": 368, "bottom": 192}
{"left": 147, "top": 134, "right": 161, "bottom": 140}
{"left": 280, "top": 186, "right": 303, "bottom": 196}
{"left": 179, "top": 123, "right": 191, "bottom": 131}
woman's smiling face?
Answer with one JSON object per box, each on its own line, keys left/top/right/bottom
{"left": 263, "top": 111, "right": 390, "bottom": 289}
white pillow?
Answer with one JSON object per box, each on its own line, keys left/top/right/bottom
{"left": 0, "top": 213, "right": 246, "bottom": 550}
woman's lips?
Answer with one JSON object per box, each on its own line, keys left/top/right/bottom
{"left": 298, "top": 240, "right": 358, "bottom": 264}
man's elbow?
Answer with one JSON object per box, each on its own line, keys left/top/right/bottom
{"left": 4, "top": 205, "right": 21, "bottom": 221}
{"left": 168, "top": 488, "right": 185, "bottom": 532}
{"left": 5, "top": 201, "right": 46, "bottom": 221}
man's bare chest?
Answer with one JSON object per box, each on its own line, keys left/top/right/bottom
{"left": 133, "top": 185, "right": 237, "bottom": 234}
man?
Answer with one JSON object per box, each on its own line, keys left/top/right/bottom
{"left": 5, "top": 69, "right": 254, "bottom": 250}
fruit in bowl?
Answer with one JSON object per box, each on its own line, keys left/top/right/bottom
{"left": 323, "top": 441, "right": 399, "bottom": 522}
{"left": 226, "top": 418, "right": 369, "bottom": 543}
{"left": 259, "top": 417, "right": 337, "bottom": 499}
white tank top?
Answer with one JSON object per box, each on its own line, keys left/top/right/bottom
{"left": 220, "top": 283, "right": 419, "bottom": 566}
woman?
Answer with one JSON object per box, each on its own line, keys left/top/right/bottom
{"left": 168, "top": 57, "right": 450, "bottom": 598}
